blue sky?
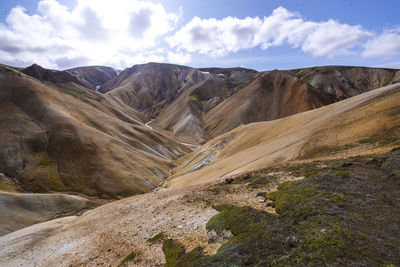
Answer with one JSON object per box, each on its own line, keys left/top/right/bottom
{"left": 0, "top": 0, "right": 399, "bottom": 71}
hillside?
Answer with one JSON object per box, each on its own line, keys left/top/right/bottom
{"left": 22, "top": 64, "right": 86, "bottom": 87}
{"left": 100, "top": 64, "right": 399, "bottom": 142}
{"left": 65, "top": 66, "right": 119, "bottom": 90}
{"left": 0, "top": 191, "right": 94, "bottom": 236}
{"left": 204, "top": 66, "right": 400, "bottom": 137}
{"left": 0, "top": 82, "right": 398, "bottom": 266}
{"left": 0, "top": 65, "right": 190, "bottom": 199}
{"left": 24, "top": 63, "right": 398, "bottom": 143}
{"left": 167, "top": 83, "right": 400, "bottom": 188}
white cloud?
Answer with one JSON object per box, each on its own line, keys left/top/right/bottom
{"left": 167, "top": 16, "right": 262, "bottom": 57}
{"left": 1, "top": 2, "right": 399, "bottom": 70}
{"left": 362, "top": 28, "right": 400, "bottom": 58}
{"left": 168, "top": 6, "right": 372, "bottom": 58}
{"left": 167, "top": 51, "right": 191, "bottom": 65}
{"left": 0, "top": 0, "right": 180, "bottom": 69}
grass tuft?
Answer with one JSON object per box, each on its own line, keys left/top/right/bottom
{"left": 189, "top": 95, "right": 199, "bottom": 101}
{"left": 147, "top": 232, "right": 164, "bottom": 243}
{"left": 121, "top": 251, "right": 136, "bottom": 264}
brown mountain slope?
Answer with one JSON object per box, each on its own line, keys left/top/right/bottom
{"left": 167, "top": 83, "right": 400, "bottom": 188}
{"left": 22, "top": 63, "right": 86, "bottom": 87}
{"left": 65, "top": 66, "right": 119, "bottom": 90}
{"left": 101, "top": 62, "right": 203, "bottom": 115}
{"left": 100, "top": 63, "right": 399, "bottom": 142}
{"left": 152, "top": 68, "right": 257, "bottom": 142}
{"left": 0, "top": 191, "right": 93, "bottom": 236}
{"left": 0, "top": 83, "right": 398, "bottom": 266}
{"left": 0, "top": 66, "right": 190, "bottom": 198}
{"left": 102, "top": 63, "right": 257, "bottom": 142}
{"left": 204, "top": 66, "right": 400, "bottom": 137}
{"left": 203, "top": 70, "right": 332, "bottom": 137}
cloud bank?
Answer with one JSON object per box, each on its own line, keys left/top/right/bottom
{"left": 0, "top": 0, "right": 180, "bottom": 68}
{"left": 0, "top": 1, "right": 399, "bottom": 69}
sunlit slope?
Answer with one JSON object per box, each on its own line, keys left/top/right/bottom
{"left": 204, "top": 66, "right": 400, "bottom": 137}
{"left": 167, "top": 83, "right": 400, "bottom": 188}
{"left": 0, "top": 66, "right": 189, "bottom": 198}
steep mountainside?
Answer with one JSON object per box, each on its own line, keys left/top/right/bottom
{"left": 0, "top": 65, "right": 190, "bottom": 199}
{"left": 101, "top": 62, "right": 203, "bottom": 114}
{"left": 65, "top": 66, "right": 119, "bottom": 90}
{"left": 101, "top": 64, "right": 400, "bottom": 141}
{"left": 102, "top": 63, "right": 257, "bottom": 141}
{"left": 204, "top": 66, "right": 400, "bottom": 137}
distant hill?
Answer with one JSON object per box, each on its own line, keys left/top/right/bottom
{"left": 99, "top": 63, "right": 400, "bottom": 142}
{"left": 65, "top": 66, "right": 120, "bottom": 90}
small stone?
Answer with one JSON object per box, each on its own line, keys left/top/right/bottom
{"left": 224, "top": 178, "right": 233, "bottom": 184}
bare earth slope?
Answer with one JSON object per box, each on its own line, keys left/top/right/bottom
{"left": 0, "top": 65, "right": 190, "bottom": 199}
{"left": 102, "top": 63, "right": 257, "bottom": 141}
{"left": 102, "top": 62, "right": 206, "bottom": 118}
{"left": 204, "top": 66, "right": 400, "bottom": 137}
{"left": 0, "top": 191, "right": 93, "bottom": 236}
{"left": 65, "top": 66, "right": 119, "bottom": 90}
{"left": 101, "top": 64, "right": 399, "bottom": 141}
{"left": 0, "top": 84, "right": 398, "bottom": 266}
{"left": 167, "top": 83, "right": 400, "bottom": 188}
{"left": 21, "top": 64, "right": 87, "bottom": 88}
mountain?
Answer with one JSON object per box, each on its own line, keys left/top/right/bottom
{"left": 0, "top": 65, "right": 190, "bottom": 199}
{"left": 100, "top": 63, "right": 257, "bottom": 141}
{"left": 0, "top": 82, "right": 398, "bottom": 266}
{"left": 203, "top": 66, "right": 400, "bottom": 137}
{"left": 100, "top": 62, "right": 203, "bottom": 113}
{"left": 21, "top": 64, "right": 120, "bottom": 91}
{"left": 2, "top": 62, "right": 399, "bottom": 198}
{"left": 100, "top": 63, "right": 400, "bottom": 142}
{"left": 65, "top": 66, "right": 119, "bottom": 90}
{"left": 21, "top": 63, "right": 86, "bottom": 87}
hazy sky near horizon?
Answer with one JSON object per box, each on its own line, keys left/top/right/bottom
{"left": 0, "top": 0, "right": 399, "bottom": 71}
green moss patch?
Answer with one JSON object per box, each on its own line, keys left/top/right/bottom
{"left": 336, "top": 171, "right": 351, "bottom": 178}
{"left": 358, "top": 131, "right": 398, "bottom": 145}
{"left": 37, "top": 153, "right": 50, "bottom": 168}
{"left": 120, "top": 251, "right": 136, "bottom": 265}
{"left": 0, "top": 181, "right": 15, "bottom": 190}
{"left": 162, "top": 150, "right": 400, "bottom": 266}
{"left": 301, "top": 144, "right": 357, "bottom": 159}
{"left": 162, "top": 239, "right": 203, "bottom": 267}
{"left": 64, "top": 88, "right": 83, "bottom": 99}
{"left": 189, "top": 94, "right": 199, "bottom": 101}
{"left": 148, "top": 232, "right": 165, "bottom": 243}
